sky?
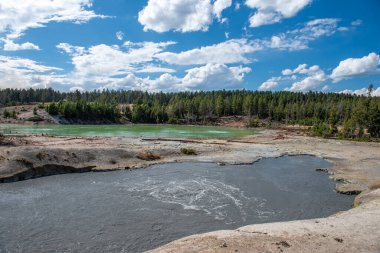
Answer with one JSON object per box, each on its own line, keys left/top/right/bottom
{"left": 0, "top": 0, "right": 380, "bottom": 95}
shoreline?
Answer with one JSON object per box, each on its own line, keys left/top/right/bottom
{"left": 1, "top": 128, "right": 379, "bottom": 252}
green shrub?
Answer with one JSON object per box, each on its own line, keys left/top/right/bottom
{"left": 27, "top": 116, "right": 43, "bottom": 122}
{"left": 180, "top": 148, "right": 197, "bottom": 155}
{"left": 246, "top": 117, "right": 260, "bottom": 127}
{"left": 311, "top": 121, "right": 330, "bottom": 138}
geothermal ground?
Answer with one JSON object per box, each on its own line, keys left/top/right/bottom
{"left": 0, "top": 129, "right": 379, "bottom": 252}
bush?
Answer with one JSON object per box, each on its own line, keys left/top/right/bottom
{"left": 246, "top": 117, "right": 260, "bottom": 127}
{"left": 311, "top": 121, "right": 330, "bottom": 138}
{"left": 136, "top": 152, "right": 161, "bottom": 161}
{"left": 27, "top": 116, "right": 43, "bottom": 122}
{"left": 180, "top": 148, "right": 197, "bottom": 155}
{"left": 3, "top": 109, "right": 10, "bottom": 118}
{"left": 46, "top": 103, "right": 59, "bottom": 115}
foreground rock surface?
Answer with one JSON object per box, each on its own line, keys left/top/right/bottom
{"left": 149, "top": 189, "right": 380, "bottom": 253}
{"left": 0, "top": 129, "right": 379, "bottom": 252}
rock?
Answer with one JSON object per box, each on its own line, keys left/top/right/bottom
{"left": 276, "top": 241, "right": 291, "bottom": 248}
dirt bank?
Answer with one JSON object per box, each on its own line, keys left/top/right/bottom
{"left": 0, "top": 129, "right": 379, "bottom": 252}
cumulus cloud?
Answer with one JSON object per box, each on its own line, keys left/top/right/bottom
{"left": 54, "top": 41, "right": 251, "bottom": 91}
{"left": 262, "top": 64, "right": 328, "bottom": 92}
{"left": 99, "top": 64, "right": 250, "bottom": 91}
{"left": 213, "top": 0, "right": 233, "bottom": 19}
{"left": 339, "top": 87, "right": 380, "bottom": 97}
{"left": 0, "top": 56, "right": 62, "bottom": 89}
{"left": 138, "top": 0, "right": 232, "bottom": 33}
{"left": 181, "top": 63, "right": 251, "bottom": 89}
{"left": 2, "top": 39, "right": 40, "bottom": 51}
{"left": 158, "top": 19, "right": 343, "bottom": 66}
{"left": 263, "top": 53, "right": 380, "bottom": 93}
{"left": 57, "top": 43, "right": 85, "bottom": 56}
{"left": 57, "top": 41, "right": 176, "bottom": 84}
{"left": 245, "top": 0, "right": 312, "bottom": 27}
{"left": 331, "top": 52, "right": 380, "bottom": 82}
{"left": 157, "top": 39, "right": 261, "bottom": 65}
{"left": 287, "top": 65, "right": 328, "bottom": 91}
{"left": 258, "top": 77, "right": 281, "bottom": 91}
{"left": 0, "top": 0, "right": 106, "bottom": 50}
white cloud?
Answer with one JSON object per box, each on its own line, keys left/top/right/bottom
{"left": 0, "top": 56, "right": 62, "bottom": 89}
{"left": 99, "top": 64, "right": 250, "bottom": 91}
{"left": 249, "top": 11, "right": 282, "bottom": 28}
{"left": 245, "top": 0, "right": 312, "bottom": 27}
{"left": 338, "top": 27, "right": 349, "bottom": 32}
{"left": 181, "top": 63, "right": 251, "bottom": 90}
{"left": 138, "top": 0, "right": 212, "bottom": 33}
{"left": 322, "top": 85, "right": 330, "bottom": 91}
{"left": 284, "top": 64, "right": 328, "bottom": 91}
{"left": 374, "top": 88, "right": 380, "bottom": 97}
{"left": 274, "top": 64, "right": 328, "bottom": 91}
{"left": 57, "top": 43, "right": 85, "bottom": 56}
{"left": 258, "top": 77, "right": 280, "bottom": 91}
{"left": 331, "top": 52, "right": 380, "bottom": 82}
{"left": 288, "top": 73, "right": 327, "bottom": 91}
{"left": 0, "top": 0, "right": 106, "bottom": 50}
{"left": 351, "top": 19, "right": 362, "bottom": 26}
{"left": 59, "top": 18, "right": 342, "bottom": 78}
{"left": 339, "top": 87, "right": 380, "bottom": 97}
{"left": 138, "top": 0, "right": 232, "bottom": 33}
{"left": 69, "top": 86, "right": 85, "bottom": 92}
{"left": 282, "top": 69, "right": 293, "bottom": 75}
{"left": 157, "top": 39, "right": 262, "bottom": 65}
{"left": 116, "top": 31, "right": 124, "bottom": 41}
{"left": 135, "top": 65, "right": 176, "bottom": 74}
{"left": 2, "top": 39, "right": 40, "bottom": 51}
{"left": 213, "top": 0, "right": 233, "bottom": 19}
{"left": 268, "top": 18, "right": 341, "bottom": 51}
{"left": 270, "top": 53, "right": 380, "bottom": 93}
{"left": 58, "top": 41, "right": 176, "bottom": 83}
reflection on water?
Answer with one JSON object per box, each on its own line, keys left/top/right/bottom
{"left": 0, "top": 156, "right": 354, "bottom": 252}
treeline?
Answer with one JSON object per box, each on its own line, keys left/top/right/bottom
{"left": 1, "top": 88, "right": 380, "bottom": 138}
{"left": 46, "top": 101, "right": 119, "bottom": 122}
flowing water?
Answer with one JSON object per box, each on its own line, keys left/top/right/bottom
{"left": 0, "top": 156, "right": 354, "bottom": 252}
{"left": 0, "top": 124, "right": 255, "bottom": 138}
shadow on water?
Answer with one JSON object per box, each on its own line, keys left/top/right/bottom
{"left": 0, "top": 155, "right": 354, "bottom": 252}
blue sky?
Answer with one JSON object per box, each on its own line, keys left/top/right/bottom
{"left": 0, "top": 0, "right": 379, "bottom": 95}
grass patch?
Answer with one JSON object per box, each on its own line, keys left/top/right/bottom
{"left": 180, "top": 148, "right": 197, "bottom": 155}
{"left": 136, "top": 152, "right": 161, "bottom": 161}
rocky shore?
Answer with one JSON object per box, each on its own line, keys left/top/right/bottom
{"left": 0, "top": 129, "right": 379, "bottom": 252}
